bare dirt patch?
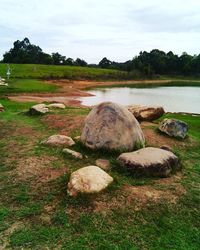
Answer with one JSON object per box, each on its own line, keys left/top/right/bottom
{"left": 93, "top": 174, "right": 185, "bottom": 213}
{"left": 16, "top": 156, "right": 68, "bottom": 185}
{"left": 42, "top": 114, "right": 85, "bottom": 135}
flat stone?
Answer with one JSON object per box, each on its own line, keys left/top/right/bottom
{"left": 95, "top": 159, "right": 110, "bottom": 171}
{"left": 63, "top": 148, "right": 83, "bottom": 159}
{"left": 81, "top": 102, "right": 145, "bottom": 152}
{"left": 117, "top": 147, "right": 179, "bottom": 177}
{"left": 48, "top": 103, "right": 66, "bottom": 109}
{"left": 159, "top": 119, "right": 188, "bottom": 139}
{"left": 28, "top": 104, "right": 49, "bottom": 115}
{"left": 127, "top": 105, "right": 165, "bottom": 121}
{"left": 67, "top": 166, "right": 113, "bottom": 196}
{"left": 42, "top": 134, "right": 75, "bottom": 147}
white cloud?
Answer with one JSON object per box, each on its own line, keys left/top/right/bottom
{"left": 0, "top": 0, "right": 200, "bottom": 63}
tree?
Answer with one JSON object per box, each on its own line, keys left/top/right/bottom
{"left": 75, "top": 58, "right": 87, "bottom": 67}
{"left": 99, "top": 57, "right": 111, "bottom": 68}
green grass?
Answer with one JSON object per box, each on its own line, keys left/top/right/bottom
{"left": 0, "top": 100, "right": 200, "bottom": 249}
{"left": 0, "top": 63, "right": 129, "bottom": 80}
{"left": 0, "top": 79, "right": 58, "bottom": 94}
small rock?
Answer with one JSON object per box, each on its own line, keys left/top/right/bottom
{"left": 160, "top": 145, "right": 173, "bottom": 152}
{"left": 0, "top": 103, "right": 4, "bottom": 112}
{"left": 74, "top": 136, "right": 81, "bottom": 141}
{"left": 63, "top": 148, "right": 83, "bottom": 159}
{"left": 127, "top": 105, "right": 165, "bottom": 121}
{"left": 159, "top": 119, "right": 188, "bottom": 139}
{"left": 48, "top": 103, "right": 66, "bottom": 109}
{"left": 28, "top": 104, "right": 49, "bottom": 115}
{"left": 117, "top": 147, "right": 179, "bottom": 177}
{"left": 67, "top": 166, "right": 113, "bottom": 196}
{"left": 42, "top": 134, "right": 75, "bottom": 147}
{"left": 95, "top": 159, "right": 110, "bottom": 171}
{"left": 81, "top": 102, "right": 145, "bottom": 152}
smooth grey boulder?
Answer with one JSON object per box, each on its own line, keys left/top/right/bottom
{"left": 81, "top": 102, "right": 145, "bottom": 152}
{"left": 159, "top": 119, "right": 188, "bottom": 139}
{"left": 117, "top": 147, "right": 179, "bottom": 177}
{"left": 67, "top": 166, "right": 113, "bottom": 196}
{"left": 28, "top": 104, "right": 49, "bottom": 115}
{"left": 127, "top": 105, "right": 165, "bottom": 121}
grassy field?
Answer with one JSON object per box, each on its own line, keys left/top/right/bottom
{"left": 0, "top": 63, "right": 129, "bottom": 80}
{"left": 0, "top": 96, "right": 200, "bottom": 249}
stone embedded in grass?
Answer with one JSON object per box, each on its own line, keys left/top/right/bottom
{"left": 159, "top": 118, "right": 188, "bottom": 139}
{"left": 95, "top": 159, "right": 110, "bottom": 171}
{"left": 67, "top": 166, "right": 113, "bottom": 196}
{"left": 28, "top": 103, "right": 49, "bottom": 115}
{"left": 127, "top": 105, "right": 165, "bottom": 122}
{"left": 74, "top": 136, "right": 81, "bottom": 141}
{"left": 42, "top": 134, "right": 75, "bottom": 147}
{"left": 63, "top": 148, "right": 83, "bottom": 159}
{"left": 47, "top": 103, "right": 66, "bottom": 109}
{"left": 81, "top": 102, "right": 145, "bottom": 152}
{"left": 117, "top": 147, "right": 179, "bottom": 177}
{"left": 0, "top": 103, "right": 4, "bottom": 112}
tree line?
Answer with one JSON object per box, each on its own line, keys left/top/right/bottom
{"left": 1, "top": 38, "right": 200, "bottom": 77}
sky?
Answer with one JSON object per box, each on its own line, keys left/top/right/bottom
{"left": 0, "top": 0, "right": 200, "bottom": 63}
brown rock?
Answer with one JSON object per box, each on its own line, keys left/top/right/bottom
{"left": 127, "top": 105, "right": 165, "bottom": 121}
{"left": 81, "top": 102, "right": 145, "bottom": 152}
{"left": 117, "top": 147, "right": 179, "bottom": 177}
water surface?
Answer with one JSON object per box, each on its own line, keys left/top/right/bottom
{"left": 80, "top": 86, "right": 200, "bottom": 113}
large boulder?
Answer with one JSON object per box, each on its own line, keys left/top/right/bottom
{"left": 117, "top": 147, "right": 179, "bottom": 177}
{"left": 127, "top": 105, "right": 165, "bottom": 121}
{"left": 28, "top": 104, "right": 49, "bottom": 115}
{"left": 159, "top": 119, "right": 188, "bottom": 139}
{"left": 67, "top": 166, "right": 113, "bottom": 196}
{"left": 42, "top": 134, "right": 75, "bottom": 147}
{"left": 81, "top": 102, "right": 145, "bottom": 151}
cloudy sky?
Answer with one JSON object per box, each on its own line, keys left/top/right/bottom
{"left": 0, "top": 0, "right": 200, "bottom": 63}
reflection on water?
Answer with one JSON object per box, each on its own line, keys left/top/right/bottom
{"left": 80, "top": 86, "right": 200, "bottom": 113}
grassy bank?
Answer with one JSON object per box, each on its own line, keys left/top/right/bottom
{"left": 0, "top": 63, "right": 129, "bottom": 80}
{"left": 0, "top": 99, "right": 200, "bottom": 249}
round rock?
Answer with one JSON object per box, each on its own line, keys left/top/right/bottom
{"left": 117, "top": 147, "right": 179, "bottom": 177}
{"left": 67, "top": 166, "right": 113, "bottom": 196}
{"left": 159, "top": 118, "right": 188, "bottom": 139}
{"left": 81, "top": 102, "right": 145, "bottom": 151}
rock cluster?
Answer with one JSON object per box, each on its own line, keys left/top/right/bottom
{"left": 28, "top": 102, "right": 65, "bottom": 115}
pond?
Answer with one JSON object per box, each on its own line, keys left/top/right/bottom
{"left": 80, "top": 86, "right": 200, "bottom": 114}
